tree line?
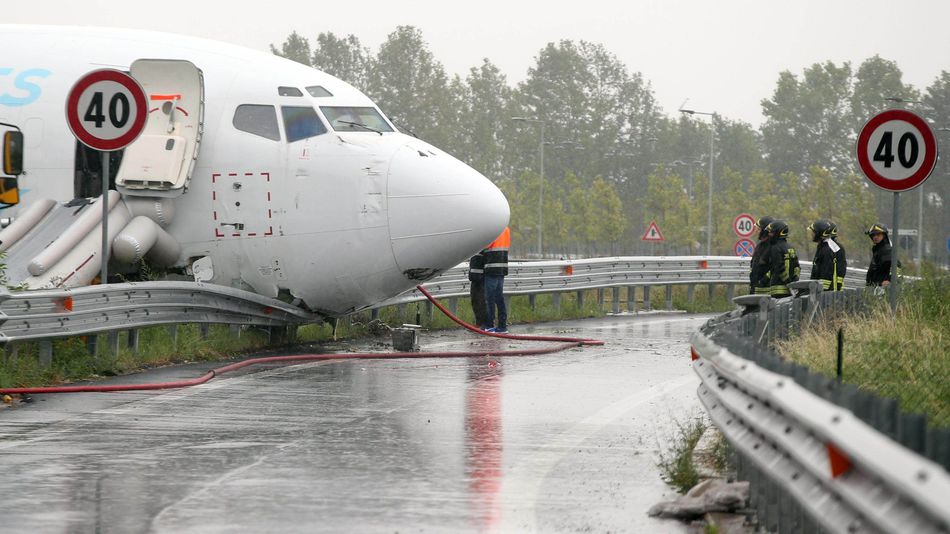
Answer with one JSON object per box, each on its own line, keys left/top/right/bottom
{"left": 272, "top": 27, "right": 950, "bottom": 264}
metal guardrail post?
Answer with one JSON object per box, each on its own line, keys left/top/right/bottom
{"left": 199, "top": 323, "right": 210, "bottom": 339}
{"left": 447, "top": 297, "right": 458, "bottom": 316}
{"left": 611, "top": 287, "right": 620, "bottom": 314}
{"left": 528, "top": 294, "right": 536, "bottom": 311}
{"left": 626, "top": 286, "right": 636, "bottom": 313}
{"left": 127, "top": 329, "right": 139, "bottom": 355}
{"left": 686, "top": 284, "right": 695, "bottom": 304}
{"left": 707, "top": 283, "right": 716, "bottom": 299}
{"left": 726, "top": 284, "right": 735, "bottom": 301}
{"left": 643, "top": 286, "right": 651, "bottom": 310}
{"left": 597, "top": 288, "right": 605, "bottom": 311}
{"left": 107, "top": 331, "right": 119, "bottom": 360}
{"left": 552, "top": 293, "right": 561, "bottom": 313}
{"left": 665, "top": 285, "right": 673, "bottom": 311}
{"left": 576, "top": 290, "right": 584, "bottom": 310}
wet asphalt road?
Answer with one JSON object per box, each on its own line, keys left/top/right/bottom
{"left": 0, "top": 312, "right": 712, "bottom": 533}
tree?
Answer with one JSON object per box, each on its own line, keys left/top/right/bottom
{"left": 761, "top": 61, "right": 854, "bottom": 176}
{"left": 310, "top": 32, "right": 372, "bottom": 89}
{"left": 850, "top": 55, "right": 916, "bottom": 134}
{"left": 461, "top": 59, "right": 514, "bottom": 182}
{"left": 365, "top": 26, "right": 458, "bottom": 148}
{"left": 269, "top": 31, "right": 312, "bottom": 66}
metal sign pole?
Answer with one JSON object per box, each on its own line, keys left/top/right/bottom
{"left": 890, "top": 192, "right": 899, "bottom": 313}
{"left": 101, "top": 153, "right": 109, "bottom": 284}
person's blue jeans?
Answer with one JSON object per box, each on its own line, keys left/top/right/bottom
{"left": 484, "top": 275, "right": 506, "bottom": 329}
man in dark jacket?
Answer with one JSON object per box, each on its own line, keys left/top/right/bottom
{"left": 749, "top": 216, "right": 774, "bottom": 294}
{"left": 808, "top": 219, "right": 846, "bottom": 291}
{"left": 765, "top": 220, "right": 800, "bottom": 298}
{"left": 468, "top": 251, "right": 487, "bottom": 328}
{"left": 483, "top": 227, "right": 510, "bottom": 332}
{"left": 865, "top": 223, "right": 894, "bottom": 286}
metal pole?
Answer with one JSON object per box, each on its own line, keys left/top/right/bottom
{"left": 538, "top": 123, "right": 545, "bottom": 257}
{"left": 917, "top": 185, "right": 923, "bottom": 266}
{"left": 890, "top": 192, "right": 899, "bottom": 313}
{"left": 101, "top": 152, "right": 110, "bottom": 284}
{"left": 707, "top": 121, "right": 714, "bottom": 256}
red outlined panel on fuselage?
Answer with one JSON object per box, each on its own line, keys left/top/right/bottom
{"left": 211, "top": 171, "right": 274, "bottom": 238}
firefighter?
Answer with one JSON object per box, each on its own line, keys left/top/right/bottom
{"left": 807, "top": 219, "right": 846, "bottom": 291}
{"left": 749, "top": 215, "right": 774, "bottom": 295}
{"left": 765, "top": 220, "right": 800, "bottom": 298}
{"left": 865, "top": 223, "right": 894, "bottom": 287}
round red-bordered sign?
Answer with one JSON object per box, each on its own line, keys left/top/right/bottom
{"left": 734, "top": 238, "right": 755, "bottom": 258}
{"left": 733, "top": 213, "right": 756, "bottom": 237}
{"left": 66, "top": 69, "right": 148, "bottom": 151}
{"left": 857, "top": 109, "right": 937, "bottom": 192}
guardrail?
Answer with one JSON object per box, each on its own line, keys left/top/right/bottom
{"left": 377, "top": 256, "right": 868, "bottom": 309}
{"left": 692, "top": 286, "right": 950, "bottom": 533}
{"left": 0, "top": 255, "right": 866, "bottom": 358}
{"left": 692, "top": 329, "right": 950, "bottom": 534}
{"left": 0, "top": 282, "right": 317, "bottom": 343}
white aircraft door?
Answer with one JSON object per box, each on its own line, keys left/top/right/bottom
{"left": 116, "top": 59, "right": 204, "bottom": 197}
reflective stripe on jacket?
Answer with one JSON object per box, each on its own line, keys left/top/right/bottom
{"left": 484, "top": 227, "right": 510, "bottom": 276}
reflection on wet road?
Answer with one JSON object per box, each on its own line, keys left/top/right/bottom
{"left": 0, "top": 313, "right": 712, "bottom": 533}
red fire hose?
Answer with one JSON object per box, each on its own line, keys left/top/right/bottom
{"left": 0, "top": 284, "right": 603, "bottom": 395}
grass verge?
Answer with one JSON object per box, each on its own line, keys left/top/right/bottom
{"left": 775, "top": 270, "right": 950, "bottom": 427}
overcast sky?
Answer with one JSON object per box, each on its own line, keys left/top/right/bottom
{"left": 7, "top": 0, "right": 950, "bottom": 127}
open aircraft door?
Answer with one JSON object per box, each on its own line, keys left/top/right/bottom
{"left": 0, "top": 123, "right": 24, "bottom": 208}
{"left": 116, "top": 59, "right": 204, "bottom": 197}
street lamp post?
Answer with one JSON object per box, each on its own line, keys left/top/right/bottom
{"left": 680, "top": 108, "right": 716, "bottom": 255}
{"left": 511, "top": 117, "right": 545, "bottom": 256}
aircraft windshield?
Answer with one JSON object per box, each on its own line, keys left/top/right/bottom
{"left": 320, "top": 107, "right": 394, "bottom": 133}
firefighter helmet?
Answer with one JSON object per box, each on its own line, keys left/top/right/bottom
{"left": 808, "top": 219, "right": 833, "bottom": 242}
{"left": 766, "top": 220, "right": 789, "bottom": 238}
{"left": 865, "top": 223, "right": 888, "bottom": 238}
{"left": 756, "top": 216, "right": 774, "bottom": 239}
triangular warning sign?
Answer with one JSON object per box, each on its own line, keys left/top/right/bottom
{"left": 642, "top": 220, "right": 665, "bottom": 242}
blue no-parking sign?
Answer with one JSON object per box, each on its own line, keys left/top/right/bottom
{"left": 735, "top": 238, "right": 755, "bottom": 258}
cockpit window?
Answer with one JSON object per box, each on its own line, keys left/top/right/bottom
{"left": 281, "top": 106, "right": 328, "bottom": 142}
{"left": 306, "top": 86, "right": 333, "bottom": 97}
{"left": 320, "top": 106, "right": 394, "bottom": 133}
{"left": 278, "top": 86, "right": 303, "bottom": 97}
{"left": 233, "top": 104, "right": 280, "bottom": 141}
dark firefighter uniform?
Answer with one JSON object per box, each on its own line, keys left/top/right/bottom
{"left": 865, "top": 223, "right": 894, "bottom": 286}
{"left": 808, "top": 220, "right": 846, "bottom": 291}
{"left": 749, "top": 216, "right": 774, "bottom": 295}
{"left": 765, "top": 220, "right": 800, "bottom": 298}
{"left": 468, "top": 251, "right": 487, "bottom": 327}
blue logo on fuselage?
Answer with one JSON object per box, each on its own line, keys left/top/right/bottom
{"left": 0, "top": 68, "right": 51, "bottom": 107}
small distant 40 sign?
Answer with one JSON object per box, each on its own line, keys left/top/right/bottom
{"left": 857, "top": 109, "right": 937, "bottom": 192}
{"left": 65, "top": 69, "right": 147, "bottom": 151}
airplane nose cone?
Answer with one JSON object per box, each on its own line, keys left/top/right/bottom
{"left": 388, "top": 143, "right": 509, "bottom": 280}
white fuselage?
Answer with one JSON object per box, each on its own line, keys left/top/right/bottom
{"left": 0, "top": 25, "right": 509, "bottom": 316}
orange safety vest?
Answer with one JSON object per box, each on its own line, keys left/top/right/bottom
{"left": 484, "top": 227, "right": 510, "bottom": 276}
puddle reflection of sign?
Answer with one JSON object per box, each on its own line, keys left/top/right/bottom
{"left": 735, "top": 238, "right": 755, "bottom": 257}
{"left": 642, "top": 220, "right": 664, "bottom": 241}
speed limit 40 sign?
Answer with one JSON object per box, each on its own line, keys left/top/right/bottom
{"left": 66, "top": 69, "right": 147, "bottom": 151}
{"left": 733, "top": 213, "right": 756, "bottom": 237}
{"left": 857, "top": 109, "right": 937, "bottom": 192}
